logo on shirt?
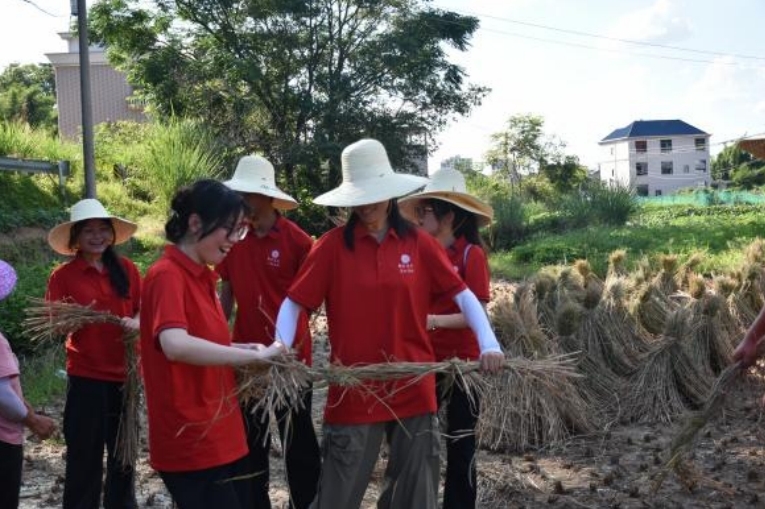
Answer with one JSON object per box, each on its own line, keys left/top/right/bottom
{"left": 453, "top": 265, "right": 460, "bottom": 273}
{"left": 398, "top": 253, "right": 414, "bottom": 275}
{"left": 267, "top": 249, "right": 281, "bottom": 267}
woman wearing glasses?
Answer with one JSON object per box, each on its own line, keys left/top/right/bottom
{"left": 399, "top": 167, "right": 494, "bottom": 509}
{"left": 140, "top": 179, "right": 284, "bottom": 509}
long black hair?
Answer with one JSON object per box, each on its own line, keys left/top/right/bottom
{"left": 165, "top": 179, "right": 249, "bottom": 244}
{"left": 68, "top": 219, "right": 130, "bottom": 299}
{"left": 342, "top": 199, "right": 414, "bottom": 250}
{"left": 427, "top": 198, "right": 486, "bottom": 250}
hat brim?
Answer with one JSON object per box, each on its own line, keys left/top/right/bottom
{"left": 313, "top": 174, "right": 428, "bottom": 207}
{"left": 399, "top": 191, "right": 494, "bottom": 227}
{"left": 48, "top": 217, "right": 138, "bottom": 256}
{"left": 223, "top": 179, "right": 299, "bottom": 210}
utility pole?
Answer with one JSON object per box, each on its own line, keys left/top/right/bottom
{"left": 72, "top": 0, "right": 97, "bottom": 198}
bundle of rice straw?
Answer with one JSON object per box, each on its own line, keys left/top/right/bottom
{"left": 491, "top": 290, "right": 552, "bottom": 358}
{"left": 712, "top": 276, "right": 745, "bottom": 345}
{"left": 554, "top": 300, "right": 625, "bottom": 420}
{"left": 597, "top": 276, "right": 650, "bottom": 365}
{"left": 573, "top": 259, "right": 603, "bottom": 295}
{"left": 653, "top": 254, "right": 680, "bottom": 295}
{"left": 675, "top": 252, "right": 705, "bottom": 292}
{"left": 728, "top": 264, "right": 765, "bottom": 327}
{"left": 606, "top": 249, "right": 628, "bottom": 279}
{"left": 685, "top": 275, "right": 732, "bottom": 376}
{"left": 24, "top": 298, "right": 141, "bottom": 468}
{"left": 629, "top": 280, "right": 678, "bottom": 336}
{"left": 624, "top": 309, "right": 711, "bottom": 423}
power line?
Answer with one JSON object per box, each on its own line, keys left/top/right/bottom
{"left": 452, "top": 9, "right": 765, "bottom": 62}
{"left": 18, "top": 0, "right": 60, "bottom": 17}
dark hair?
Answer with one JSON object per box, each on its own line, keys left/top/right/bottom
{"left": 343, "top": 199, "right": 414, "bottom": 250}
{"left": 427, "top": 198, "right": 486, "bottom": 250}
{"left": 69, "top": 219, "right": 131, "bottom": 299}
{"left": 165, "top": 179, "right": 249, "bottom": 244}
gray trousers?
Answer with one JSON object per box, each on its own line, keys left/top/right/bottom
{"left": 310, "top": 413, "right": 440, "bottom": 509}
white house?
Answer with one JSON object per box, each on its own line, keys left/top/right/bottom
{"left": 598, "top": 120, "right": 710, "bottom": 196}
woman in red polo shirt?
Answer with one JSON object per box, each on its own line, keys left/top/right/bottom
{"left": 274, "top": 139, "right": 504, "bottom": 509}
{"left": 399, "top": 167, "right": 494, "bottom": 509}
{"left": 140, "top": 179, "right": 284, "bottom": 509}
{"left": 46, "top": 198, "right": 142, "bottom": 509}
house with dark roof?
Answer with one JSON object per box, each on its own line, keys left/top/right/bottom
{"left": 598, "top": 120, "right": 710, "bottom": 196}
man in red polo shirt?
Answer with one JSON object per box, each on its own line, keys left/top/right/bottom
{"left": 217, "top": 155, "right": 320, "bottom": 509}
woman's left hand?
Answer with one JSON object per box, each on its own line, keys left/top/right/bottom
{"left": 479, "top": 351, "right": 504, "bottom": 373}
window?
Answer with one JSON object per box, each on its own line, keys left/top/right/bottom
{"left": 636, "top": 162, "right": 648, "bottom": 176}
{"left": 611, "top": 169, "right": 615, "bottom": 177}
{"left": 655, "top": 190, "right": 662, "bottom": 196}
{"left": 661, "top": 161, "right": 673, "bottom": 175}
{"left": 695, "top": 138, "right": 706, "bottom": 151}
{"left": 636, "top": 184, "right": 649, "bottom": 197}
{"left": 683, "top": 165, "right": 690, "bottom": 173}
{"left": 634, "top": 140, "right": 647, "bottom": 153}
{"left": 660, "top": 139, "right": 672, "bottom": 153}
{"left": 695, "top": 159, "right": 707, "bottom": 172}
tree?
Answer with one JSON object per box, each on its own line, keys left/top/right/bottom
{"left": 484, "top": 113, "right": 563, "bottom": 183}
{"left": 712, "top": 143, "right": 764, "bottom": 184}
{"left": 0, "top": 64, "right": 57, "bottom": 130}
{"left": 540, "top": 155, "right": 588, "bottom": 194}
{"left": 90, "top": 0, "right": 488, "bottom": 196}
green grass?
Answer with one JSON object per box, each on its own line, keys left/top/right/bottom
{"left": 17, "top": 346, "right": 66, "bottom": 406}
{"left": 491, "top": 203, "right": 765, "bottom": 279}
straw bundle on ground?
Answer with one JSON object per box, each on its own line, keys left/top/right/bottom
{"left": 491, "top": 290, "right": 552, "bottom": 358}
{"left": 24, "top": 299, "right": 141, "bottom": 467}
{"left": 554, "top": 301, "right": 625, "bottom": 420}
{"left": 685, "top": 275, "right": 733, "bottom": 376}
{"left": 531, "top": 267, "right": 586, "bottom": 331}
{"left": 713, "top": 276, "right": 745, "bottom": 344}
{"left": 607, "top": 249, "right": 629, "bottom": 279}
{"left": 629, "top": 280, "right": 678, "bottom": 336}
{"left": 597, "top": 276, "right": 651, "bottom": 364}
{"left": 652, "top": 254, "right": 680, "bottom": 295}
{"left": 675, "top": 252, "right": 705, "bottom": 292}
{"left": 728, "top": 265, "right": 765, "bottom": 327}
{"left": 624, "top": 309, "right": 711, "bottom": 423}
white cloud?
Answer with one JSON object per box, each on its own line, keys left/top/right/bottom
{"left": 686, "top": 56, "right": 743, "bottom": 105}
{"left": 606, "top": 0, "right": 692, "bottom": 44}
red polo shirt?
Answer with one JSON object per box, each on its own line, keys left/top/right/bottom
{"left": 140, "top": 245, "right": 247, "bottom": 472}
{"left": 429, "top": 236, "right": 490, "bottom": 361}
{"left": 216, "top": 215, "right": 313, "bottom": 364}
{"left": 288, "top": 223, "right": 466, "bottom": 425}
{"left": 46, "top": 255, "right": 141, "bottom": 382}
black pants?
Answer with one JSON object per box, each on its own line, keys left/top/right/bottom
{"left": 63, "top": 375, "right": 137, "bottom": 509}
{"left": 0, "top": 440, "right": 23, "bottom": 509}
{"left": 160, "top": 456, "right": 251, "bottom": 509}
{"left": 243, "top": 389, "right": 321, "bottom": 509}
{"left": 437, "top": 375, "right": 480, "bottom": 509}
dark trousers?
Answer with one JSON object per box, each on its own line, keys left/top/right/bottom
{"left": 63, "top": 375, "right": 137, "bottom": 509}
{"left": 160, "top": 456, "right": 251, "bottom": 509}
{"left": 437, "top": 375, "right": 480, "bottom": 509}
{"left": 0, "top": 440, "right": 23, "bottom": 509}
{"left": 244, "top": 389, "right": 321, "bottom": 509}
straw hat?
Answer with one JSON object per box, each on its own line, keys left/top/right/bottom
{"left": 48, "top": 199, "right": 138, "bottom": 256}
{"left": 313, "top": 139, "right": 428, "bottom": 207}
{"left": 224, "top": 155, "right": 298, "bottom": 210}
{"left": 0, "top": 259, "right": 16, "bottom": 301}
{"left": 399, "top": 167, "right": 494, "bottom": 227}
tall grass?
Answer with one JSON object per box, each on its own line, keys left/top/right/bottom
{"left": 140, "top": 118, "right": 224, "bottom": 209}
{"left": 18, "top": 347, "right": 66, "bottom": 406}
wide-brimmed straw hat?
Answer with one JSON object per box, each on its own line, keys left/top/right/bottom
{"left": 48, "top": 199, "right": 138, "bottom": 256}
{"left": 224, "top": 155, "right": 298, "bottom": 210}
{"left": 313, "top": 139, "right": 428, "bottom": 207}
{"left": 0, "top": 259, "right": 17, "bottom": 301}
{"left": 399, "top": 167, "right": 494, "bottom": 227}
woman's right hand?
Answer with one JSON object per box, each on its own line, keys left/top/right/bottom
{"left": 733, "top": 332, "right": 761, "bottom": 368}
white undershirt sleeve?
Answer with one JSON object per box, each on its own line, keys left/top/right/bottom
{"left": 453, "top": 289, "right": 502, "bottom": 355}
{"left": 274, "top": 297, "right": 303, "bottom": 348}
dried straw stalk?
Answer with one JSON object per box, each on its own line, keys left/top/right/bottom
{"left": 24, "top": 299, "right": 141, "bottom": 468}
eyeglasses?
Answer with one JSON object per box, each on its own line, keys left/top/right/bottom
{"left": 225, "top": 223, "right": 249, "bottom": 242}
{"left": 414, "top": 206, "right": 434, "bottom": 219}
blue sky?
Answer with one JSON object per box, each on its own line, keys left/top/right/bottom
{"left": 3, "top": 0, "right": 765, "bottom": 172}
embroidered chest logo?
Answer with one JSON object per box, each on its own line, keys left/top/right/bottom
{"left": 267, "top": 249, "right": 281, "bottom": 267}
{"left": 398, "top": 253, "right": 414, "bottom": 275}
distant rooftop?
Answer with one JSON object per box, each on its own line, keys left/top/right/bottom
{"left": 600, "top": 120, "right": 708, "bottom": 143}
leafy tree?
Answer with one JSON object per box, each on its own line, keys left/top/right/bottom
{"left": 484, "top": 113, "right": 564, "bottom": 183}
{"left": 540, "top": 155, "right": 588, "bottom": 194}
{"left": 89, "top": 0, "right": 488, "bottom": 200}
{"left": 0, "top": 64, "right": 57, "bottom": 130}
{"left": 712, "top": 143, "right": 765, "bottom": 186}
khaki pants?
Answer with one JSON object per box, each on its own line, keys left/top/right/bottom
{"left": 310, "top": 413, "right": 440, "bottom": 509}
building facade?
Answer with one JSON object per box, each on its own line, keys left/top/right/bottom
{"left": 598, "top": 120, "right": 710, "bottom": 196}
{"left": 46, "top": 33, "right": 146, "bottom": 139}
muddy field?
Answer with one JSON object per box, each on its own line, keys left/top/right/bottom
{"left": 17, "top": 282, "right": 765, "bottom": 508}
